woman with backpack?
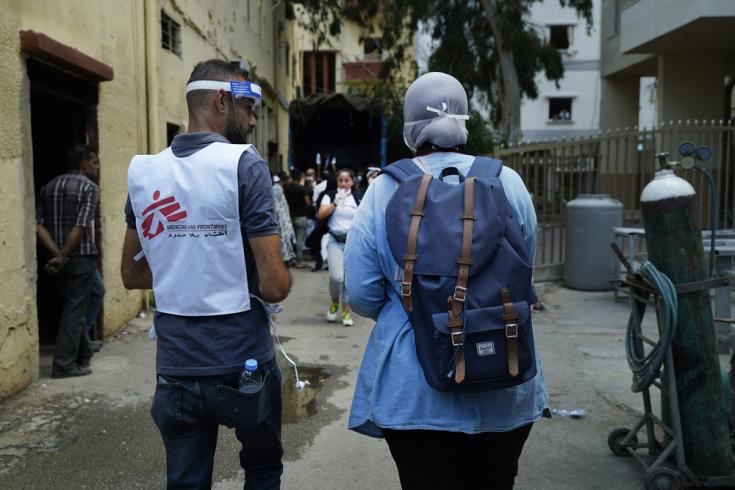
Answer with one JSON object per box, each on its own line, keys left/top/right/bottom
{"left": 317, "top": 169, "right": 361, "bottom": 326}
{"left": 343, "top": 72, "right": 549, "bottom": 489}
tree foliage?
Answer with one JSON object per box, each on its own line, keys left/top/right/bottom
{"left": 291, "top": 0, "right": 592, "bottom": 146}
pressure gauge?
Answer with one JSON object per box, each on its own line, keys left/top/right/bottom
{"left": 680, "top": 156, "right": 696, "bottom": 170}
{"left": 679, "top": 141, "right": 696, "bottom": 157}
{"left": 695, "top": 146, "right": 712, "bottom": 162}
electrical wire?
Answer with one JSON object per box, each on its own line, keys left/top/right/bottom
{"left": 626, "top": 259, "right": 678, "bottom": 393}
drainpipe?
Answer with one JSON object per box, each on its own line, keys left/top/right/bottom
{"left": 144, "top": 0, "right": 160, "bottom": 153}
{"left": 272, "top": 4, "right": 280, "bottom": 171}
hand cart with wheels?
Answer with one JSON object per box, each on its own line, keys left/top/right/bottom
{"left": 609, "top": 265, "right": 735, "bottom": 489}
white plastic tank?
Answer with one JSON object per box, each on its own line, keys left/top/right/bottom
{"left": 564, "top": 194, "right": 623, "bottom": 290}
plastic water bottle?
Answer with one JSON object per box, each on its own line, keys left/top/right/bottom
{"left": 239, "top": 359, "right": 263, "bottom": 394}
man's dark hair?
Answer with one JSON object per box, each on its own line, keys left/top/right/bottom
{"left": 186, "top": 59, "right": 245, "bottom": 112}
{"left": 187, "top": 59, "right": 244, "bottom": 85}
{"left": 290, "top": 169, "right": 302, "bottom": 181}
{"left": 66, "top": 144, "right": 94, "bottom": 170}
{"left": 277, "top": 171, "right": 289, "bottom": 182}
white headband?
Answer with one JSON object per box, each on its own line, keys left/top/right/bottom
{"left": 185, "top": 80, "right": 262, "bottom": 105}
{"left": 186, "top": 81, "right": 231, "bottom": 93}
{"left": 404, "top": 102, "right": 470, "bottom": 127}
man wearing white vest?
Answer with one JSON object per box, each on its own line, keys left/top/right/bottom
{"left": 121, "top": 59, "right": 291, "bottom": 489}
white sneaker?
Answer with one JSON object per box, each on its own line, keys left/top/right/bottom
{"left": 342, "top": 312, "right": 354, "bottom": 327}
{"left": 326, "top": 304, "right": 338, "bottom": 322}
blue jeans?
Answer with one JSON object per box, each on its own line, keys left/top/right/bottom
{"left": 151, "top": 357, "right": 283, "bottom": 489}
{"left": 85, "top": 269, "right": 105, "bottom": 337}
{"left": 326, "top": 235, "right": 348, "bottom": 304}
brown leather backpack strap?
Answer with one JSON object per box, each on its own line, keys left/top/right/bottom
{"left": 447, "top": 177, "right": 477, "bottom": 383}
{"left": 501, "top": 287, "right": 520, "bottom": 377}
{"left": 401, "top": 174, "right": 432, "bottom": 312}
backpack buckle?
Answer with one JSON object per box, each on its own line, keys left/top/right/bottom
{"left": 451, "top": 331, "right": 464, "bottom": 347}
{"left": 453, "top": 286, "right": 467, "bottom": 303}
{"left": 401, "top": 282, "right": 412, "bottom": 297}
{"left": 505, "top": 323, "right": 519, "bottom": 338}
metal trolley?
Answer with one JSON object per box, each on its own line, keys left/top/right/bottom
{"left": 609, "top": 264, "right": 735, "bottom": 489}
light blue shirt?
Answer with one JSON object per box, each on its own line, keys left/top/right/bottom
{"left": 344, "top": 152, "right": 549, "bottom": 438}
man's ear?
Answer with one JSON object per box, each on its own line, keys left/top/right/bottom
{"left": 216, "top": 89, "right": 228, "bottom": 114}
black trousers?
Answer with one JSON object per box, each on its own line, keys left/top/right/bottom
{"left": 53, "top": 256, "right": 96, "bottom": 372}
{"left": 383, "top": 423, "right": 533, "bottom": 490}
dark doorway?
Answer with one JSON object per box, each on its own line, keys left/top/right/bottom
{"left": 289, "top": 93, "right": 383, "bottom": 171}
{"left": 28, "top": 58, "right": 99, "bottom": 345}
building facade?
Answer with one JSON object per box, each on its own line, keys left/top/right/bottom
{"left": 600, "top": 0, "right": 735, "bottom": 130}
{"left": 287, "top": 6, "right": 414, "bottom": 170}
{"left": 0, "top": 0, "right": 295, "bottom": 399}
{"left": 520, "top": 0, "right": 603, "bottom": 141}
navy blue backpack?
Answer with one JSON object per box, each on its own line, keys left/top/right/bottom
{"left": 382, "top": 157, "right": 537, "bottom": 392}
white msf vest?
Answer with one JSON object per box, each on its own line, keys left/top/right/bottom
{"left": 128, "top": 142, "right": 253, "bottom": 316}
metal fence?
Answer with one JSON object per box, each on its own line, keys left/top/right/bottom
{"left": 496, "top": 120, "right": 735, "bottom": 274}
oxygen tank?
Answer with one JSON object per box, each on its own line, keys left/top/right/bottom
{"left": 641, "top": 169, "right": 732, "bottom": 477}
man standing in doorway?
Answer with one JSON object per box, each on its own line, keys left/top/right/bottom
{"left": 121, "top": 59, "right": 291, "bottom": 489}
{"left": 36, "top": 144, "right": 100, "bottom": 379}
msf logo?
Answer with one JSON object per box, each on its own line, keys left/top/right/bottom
{"left": 141, "top": 190, "right": 188, "bottom": 240}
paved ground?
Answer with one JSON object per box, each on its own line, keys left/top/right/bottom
{"left": 0, "top": 268, "right": 688, "bottom": 489}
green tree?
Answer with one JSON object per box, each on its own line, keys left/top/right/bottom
{"left": 292, "top": 0, "right": 593, "bottom": 145}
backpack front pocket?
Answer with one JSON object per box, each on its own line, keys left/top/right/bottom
{"left": 432, "top": 301, "right": 537, "bottom": 389}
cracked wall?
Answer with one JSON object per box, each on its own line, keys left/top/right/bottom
{"left": 0, "top": 0, "right": 147, "bottom": 398}
{"left": 1, "top": 0, "right": 297, "bottom": 399}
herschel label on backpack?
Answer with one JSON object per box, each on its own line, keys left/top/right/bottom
{"left": 381, "top": 157, "right": 538, "bottom": 392}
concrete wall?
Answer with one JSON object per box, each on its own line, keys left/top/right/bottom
{"left": 153, "top": 0, "right": 292, "bottom": 168}
{"left": 600, "top": 0, "right": 734, "bottom": 132}
{"left": 619, "top": 0, "right": 735, "bottom": 54}
{"left": 599, "top": 77, "right": 640, "bottom": 131}
{"left": 0, "top": 0, "right": 294, "bottom": 400}
{"left": 292, "top": 7, "right": 367, "bottom": 94}
{"left": 657, "top": 52, "right": 730, "bottom": 123}
{"left": 520, "top": 0, "right": 602, "bottom": 141}
{"left": 0, "top": 0, "right": 148, "bottom": 398}
{"left": 292, "top": 6, "right": 414, "bottom": 95}
{"left": 0, "top": 0, "right": 38, "bottom": 399}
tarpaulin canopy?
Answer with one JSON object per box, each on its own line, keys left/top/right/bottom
{"left": 289, "top": 93, "right": 384, "bottom": 125}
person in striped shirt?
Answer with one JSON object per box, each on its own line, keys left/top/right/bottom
{"left": 36, "top": 143, "right": 100, "bottom": 379}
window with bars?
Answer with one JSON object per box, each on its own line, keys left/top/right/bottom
{"left": 161, "top": 10, "right": 182, "bottom": 56}
{"left": 302, "top": 51, "right": 336, "bottom": 96}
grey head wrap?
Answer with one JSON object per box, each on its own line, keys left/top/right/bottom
{"left": 403, "top": 72, "right": 470, "bottom": 152}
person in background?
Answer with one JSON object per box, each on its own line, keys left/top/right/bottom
{"left": 365, "top": 166, "right": 381, "bottom": 187}
{"left": 305, "top": 167, "right": 316, "bottom": 184}
{"left": 308, "top": 171, "right": 334, "bottom": 272}
{"left": 283, "top": 169, "right": 311, "bottom": 268}
{"left": 272, "top": 173, "right": 297, "bottom": 265}
{"left": 355, "top": 170, "right": 366, "bottom": 190}
{"left": 37, "top": 144, "right": 100, "bottom": 378}
{"left": 316, "top": 169, "right": 360, "bottom": 326}
{"left": 312, "top": 170, "right": 329, "bottom": 213}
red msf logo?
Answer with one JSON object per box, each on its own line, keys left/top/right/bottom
{"left": 141, "top": 190, "right": 188, "bottom": 239}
